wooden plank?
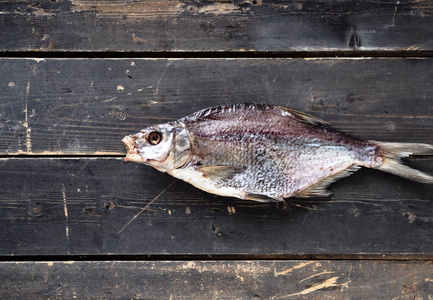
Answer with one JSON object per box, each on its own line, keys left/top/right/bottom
{"left": 2, "top": 260, "right": 433, "bottom": 299}
{"left": 1, "top": 58, "right": 433, "bottom": 155}
{"left": 1, "top": 0, "right": 433, "bottom": 52}
{"left": 1, "top": 157, "right": 433, "bottom": 256}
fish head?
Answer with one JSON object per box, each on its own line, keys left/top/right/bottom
{"left": 122, "top": 122, "right": 192, "bottom": 172}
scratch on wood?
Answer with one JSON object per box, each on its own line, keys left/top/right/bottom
{"left": 56, "top": 81, "right": 90, "bottom": 150}
{"left": 404, "top": 279, "right": 422, "bottom": 289}
{"left": 139, "top": 100, "right": 185, "bottom": 108}
{"left": 274, "top": 261, "right": 314, "bottom": 276}
{"left": 403, "top": 45, "right": 420, "bottom": 51}
{"left": 70, "top": 0, "right": 185, "bottom": 17}
{"left": 116, "top": 179, "right": 178, "bottom": 235}
{"left": 62, "top": 184, "right": 71, "bottom": 254}
{"left": 76, "top": 161, "right": 91, "bottom": 175}
{"left": 299, "top": 271, "right": 336, "bottom": 283}
{"left": 102, "top": 97, "right": 117, "bottom": 103}
{"left": 154, "top": 61, "right": 173, "bottom": 96}
{"left": 197, "top": 3, "right": 247, "bottom": 14}
{"left": 27, "top": 3, "right": 56, "bottom": 17}
{"left": 272, "top": 277, "right": 340, "bottom": 299}
{"left": 23, "top": 80, "right": 32, "bottom": 153}
{"left": 390, "top": 0, "right": 400, "bottom": 27}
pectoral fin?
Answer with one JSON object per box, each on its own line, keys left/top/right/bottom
{"left": 197, "top": 165, "right": 245, "bottom": 180}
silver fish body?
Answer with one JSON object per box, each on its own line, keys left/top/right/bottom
{"left": 122, "top": 104, "right": 433, "bottom": 202}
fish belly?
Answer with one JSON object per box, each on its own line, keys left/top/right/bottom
{"left": 168, "top": 167, "right": 245, "bottom": 199}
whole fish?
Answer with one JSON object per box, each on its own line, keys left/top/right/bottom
{"left": 122, "top": 104, "right": 433, "bottom": 202}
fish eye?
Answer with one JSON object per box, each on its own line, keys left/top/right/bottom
{"left": 147, "top": 131, "right": 162, "bottom": 145}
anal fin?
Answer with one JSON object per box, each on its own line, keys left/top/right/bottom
{"left": 296, "top": 165, "right": 360, "bottom": 198}
{"left": 244, "top": 193, "right": 282, "bottom": 203}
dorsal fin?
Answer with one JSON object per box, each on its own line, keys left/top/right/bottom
{"left": 183, "top": 104, "right": 330, "bottom": 127}
{"left": 276, "top": 106, "right": 330, "bottom": 127}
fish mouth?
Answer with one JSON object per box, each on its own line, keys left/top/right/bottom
{"left": 122, "top": 136, "right": 144, "bottom": 162}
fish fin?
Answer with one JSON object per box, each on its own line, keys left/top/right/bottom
{"left": 296, "top": 165, "right": 361, "bottom": 198}
{"left": 377, "top": 158, "right": 433, "bottom": 184}
{"left": 244, "top": 193, "right": 282, "bottom": 203}
{"left": 277, "top": 106, "right": 330, "bottom": 127}
{"left": 374, "top": 141, "right": 433, "bottom": 158}
{"left": 373, "top": 141, "right": 433, "bottom": 183}
{"left": 197, "top": 165, "right": 244, "bottom": 180}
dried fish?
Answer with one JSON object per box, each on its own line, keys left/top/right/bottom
{"left": 122, "top": 104, "right": 433, "bottom": 202}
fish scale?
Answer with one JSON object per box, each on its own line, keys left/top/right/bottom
{"left": 122, "top": 104, "right": 433, "bottom": 203}
{"left": 187, "top": 119, "right": 370, "bottom": 199}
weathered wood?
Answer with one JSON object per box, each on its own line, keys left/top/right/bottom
{"left": 0, "top": 157, "right": 432, "bottom": 256}
{"left": 1, "top": 58, "right": 433, "bottom": 155}
{"left": 0, "top": 0, "right": 433, "bottom": 52}
{"left": 2, "top": 260, "right": 433, "bottom": 299}
{"left": 2, "top": 1, "right": 433, "bottom": 297}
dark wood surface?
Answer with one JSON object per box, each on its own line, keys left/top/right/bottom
{"left": 1, "top": 157, "right": 433, "bottom": 256}
{"left": 2, "top": 260, "right": 433, "bottom": 299}
{"left": 2, "top": 0, "right": 433, "bottom": 298}
{"left": 1, "top": 58, "right": 433, "bottom": 155}
{"left": 1, "top": 0, "right": 433, "bottom": 52}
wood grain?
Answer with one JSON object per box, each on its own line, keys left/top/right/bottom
{"left": 0, "top": 0, "right": 433, "bottom": 52}
{"left": 2, "top": 0, "right": 433, "bottom": 296}
{"left": 2, "top": 260, "right": 433, "bottom": 299}
{"left": 1, "top": 58, "right": 433, "bottom": 155}
{"left": 0, "top": 157, "right": 432, "bottom": 256}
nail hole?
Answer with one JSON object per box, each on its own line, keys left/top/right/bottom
{"left": 104, "top": 201, "right": 115, "bottom": 210}
{"left": 250, "top": 0, "right": 262, "bottom": 5}
{"left": 188, "top": 5, "right": 197, "bottom": 13}
{"left": 402, "top": 211, "right": 416, "bottom": 223}
{"left": 29, "top": 203, "right": 43, "bottom": 217}
{"left": 33, "top": 207, "right": 42, "bottom": 215}
{"left": 211, "top": 223, "right": 222, "bottom": 237}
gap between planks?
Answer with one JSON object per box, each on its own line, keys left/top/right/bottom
{"left": 0, "top": 254, "right": 433, "bottom": 262}
{"left": 1, "top": 50, "right": 433, "bottom": 59}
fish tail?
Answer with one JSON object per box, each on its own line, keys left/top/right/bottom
{"left": 373, "top": 141, "right": 433, "bottom": 183}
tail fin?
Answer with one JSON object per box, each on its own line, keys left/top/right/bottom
{"left": 373, "top": 141, "right": 433, "bottom": 184}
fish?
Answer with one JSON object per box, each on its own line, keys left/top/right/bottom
{"left": 122, "top": 103, "right": 433, "bottom": 203}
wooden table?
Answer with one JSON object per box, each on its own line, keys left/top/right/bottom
{"left": 1, "top": 1, "right": 433, "bottom": 299}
